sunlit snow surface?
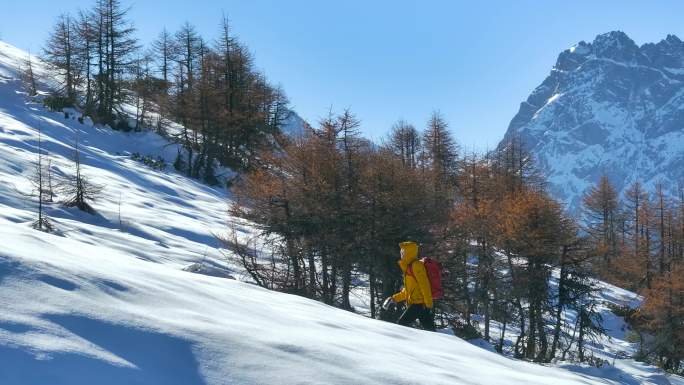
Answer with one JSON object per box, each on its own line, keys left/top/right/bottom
{"left": 1, "top": 40, "right": 683, "bottom": 384}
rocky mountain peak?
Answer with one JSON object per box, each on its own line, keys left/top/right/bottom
{"left": 502, "top": 31, "right": 684, "bottom": 212}
{"left": 593, "top": 31, "right": 637, "bottom": 53}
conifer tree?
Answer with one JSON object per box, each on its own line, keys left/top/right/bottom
{"left": 387, "top": 120, "right": 421, "bottom": 168}
{"left": 152, "top": 27, "right": 174, "bottom": 85}
{"left": 497, "top": 189, "right": 563, "bottom": 360}
{"left": 44, "top": 14, "right": 77, "bottom": 102}
{"left": 422, "top": 111, "right": 458, "bottom": 186}
{"left": 625, "top": 181, "right": 654, "bottom": 289}
{"left": 28, "top": 126, "right": 54, "bottom": 232}
{"left": 641, "top": 263, "right": 684, "bottom": 371}
{"left": 93, "top": 0, "right": 138, "bottom": 124}
{"left": 583, "top": 174, "right": 619, "bottom": 266}
{"left": 75, "top": 9, "right": 96, "bottom": 115}
{"left": 655, "top": 182, "right": 670, "bottom": 274}
{"left": 61, "top": 127, "right": 100, "bottom": 213}
{"left": 22, "top": 52, "right": 38, "bottom": 97}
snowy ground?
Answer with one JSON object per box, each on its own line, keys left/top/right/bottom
{"left": 469, "top": 269, "right": 683, "bottom": 385}
{"left": 1, "top": 40, "right": 683, "bottom": 384}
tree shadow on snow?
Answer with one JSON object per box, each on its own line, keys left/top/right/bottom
{"left": 561, "top": 362, "right": 672, "bottom": 385}
{"left": 0, "top": 314, "right": 206, "bottom": 385}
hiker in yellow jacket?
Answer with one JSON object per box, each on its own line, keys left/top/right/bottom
{"left": 385, "top": 241, "right": 435, "bottom": 331}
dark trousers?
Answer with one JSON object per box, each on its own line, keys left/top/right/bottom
{"left": 398, "top": 304, "right": 435, "bottom": 331}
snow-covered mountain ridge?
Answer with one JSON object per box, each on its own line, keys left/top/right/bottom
{"left": 503, "top": 31, "right": 684, "bottom": 211}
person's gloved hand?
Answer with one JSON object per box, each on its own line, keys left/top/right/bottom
{"left": 382, "top": 297, "right": 395, "bottom": 310}
{"left": 425, "top": 304, "right": 435, "bottom": 315}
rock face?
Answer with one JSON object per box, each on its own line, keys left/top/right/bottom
{"left": 280, "top": 109, "right": 309, "bottom": 138}
{"left": 502, "top": 31, "right": 684, "bottom": 212}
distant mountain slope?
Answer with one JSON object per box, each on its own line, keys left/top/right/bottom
{"left": 502, "top": 31, "right": 684, "bottom": 211}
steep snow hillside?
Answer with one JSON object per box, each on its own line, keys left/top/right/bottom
{"left": 470, "top": 264, "right": 684, "bottom": 385}
{"left": 0, "top": 40, "right": 682, "bottom": 385}
{"left": 503, "top": 31, "right": 684, "bottom": 211}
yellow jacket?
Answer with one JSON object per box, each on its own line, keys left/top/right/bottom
{"left": 391, "top": 242, "right": 433, "bottom": 309}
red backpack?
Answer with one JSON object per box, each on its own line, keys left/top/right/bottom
{"left": 408, "top": 257, "right": 444, "bottom": 300}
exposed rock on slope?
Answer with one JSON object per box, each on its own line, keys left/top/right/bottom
{"left": 503, "top": 31, "right": 684, "bottom": 210}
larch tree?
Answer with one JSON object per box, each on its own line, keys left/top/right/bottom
{"left": 151, "top": 27, "right": 175, "bottom": 134}
{"left": 74, "top": 9, "right": 96, "bottom": 115}
{"left": 28, "top": 126, "right": 54, "bottom": 232}
{"left": 497, "top": 189, "right": 563, "bottom": 360}
{"left": 93, "top": 0, "right": 139, "bottom": 125}
{"left": 641, "top": 262, "right": 684, "bottom": 371}
{"left": 44, "top": 14, "right": 77, "bottom": 102}
{"left": 655, "top": 182, "right": 670, "bottom": 274}
{"left": 582, "top": 174, "right": 620, "bottom": 267}
{"left": 387, "top": 120, "right": 421, "bottom": 169}
{"left": 61, "top": 127, "right": 100, "bottom": 213}
{"left": 22, "top": 51, "right": 38, "bottom": 97}
{"left": 422, "top": 111, "right": 459, "bottom": 188}
{"left": 625, "top": 181, "right": 654, "bottom": 289}
{"left": 152, "top": 27, "right": 174, "bottom": 85}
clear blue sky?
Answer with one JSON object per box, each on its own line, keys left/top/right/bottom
{"left": 4, "top": 1, "right": 684, "bottom": 151}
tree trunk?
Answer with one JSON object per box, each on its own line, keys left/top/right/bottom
{"left": 497, "top": 319, "right": 507, "bottom": 353}
{"left": 550, "top": 246, "right": 568, "bottom": 361}
{"left": 369, "top": 267, "right": 376, "bottom": 318}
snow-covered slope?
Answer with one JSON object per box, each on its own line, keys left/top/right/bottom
{"left": 503, "top": 31, "right": 684, "bottom": 211}
{"left": 471, "top": 265, "right": 684, "bottom": 385}
{"left": 1, "top": 225, "right": 625, "bottom": 385}
{"left": 0, "top": 40, "right": 681, "bottom": 384}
